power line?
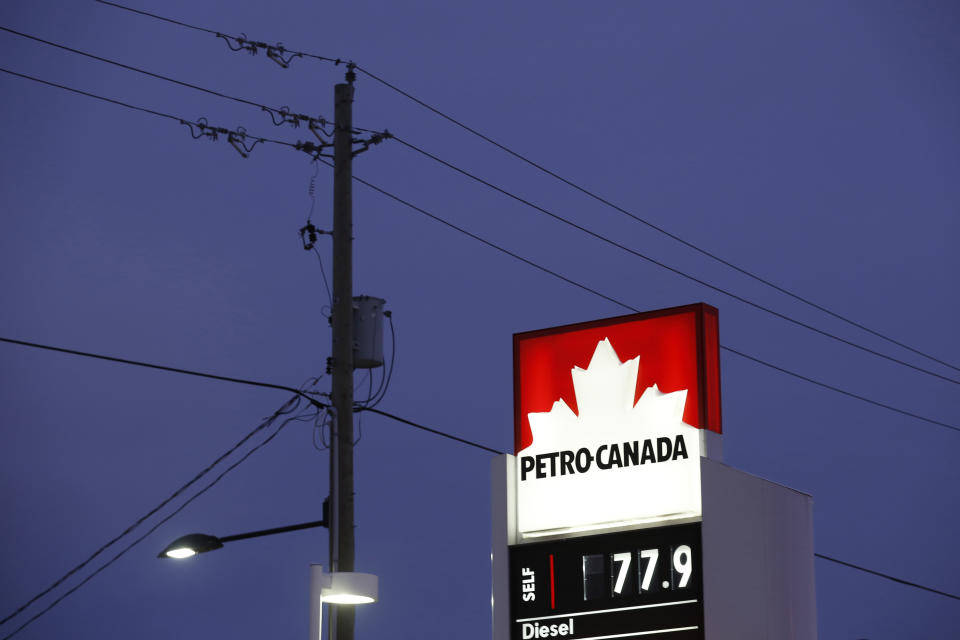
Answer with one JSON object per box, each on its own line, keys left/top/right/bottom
{"left": 0, "top": 395, "right": 317, "bottom": 640}
{"left": 18, "top": 138, "right": 946, "bottom": 434}
{"left": 351, "top": 64, "right": 960, "bottom": 377}
{"left": 390, "top": 135, "right": 960, "bottom": 388}
{"left": 0, "top": 336, "right": 325, "bottom": 408}
{"left": 0, "top": 26, "right": 316, "bottom": 122}
{"left": 1, "top": 340, "right": 954, "bottom": 612}
{"left": 340, "top": 165, "right": 960, "bottom": 435}
{"left": 323, "top": 161, "right": 632, "bottom": 311}
{"left": 358, "top": 407, "right": 504, "bottom": 455}
{"left": 719, "top": 347, "right": 958, "bottom": 433}
{"left": 359, "top": 406, "right": 958, "bottom": 603}
{"left": 815, "top": 553, "right": 960, "bottom": 602}
{"left": 89, "top": 0, "right": 959, "bottom": 378}
{"left": 93, "top": 0, "right": 340, "bottom": 64}
{"left": 95, "top": 0, "right": 220, "bottom": 37}
{"left": 0, "top": 26, "right": 266, "bottom": 112}
{"left": 0, "top": 67, "right": 954, "bottom": 433}
{"left": 2, "top": 44, "right": 955, "bottom": 430}
{"left": 86, "top": 0, "right": 960, "bottom": 382}
{"left": 0, "top": 26, "right": 332, "bottom": 133}
{"left": 0, "top": 66, "right": 301, "bottom": 157}
{"left": 1, "top": 66, "right": 181, "bottom": 124}
{"left": 5, "top": 320, "right": 946, "bottom": 441}
{"left": 19, "top": 2, "right": 956, "bottom": 616}
{"left": 12, "top": 16, "right": 949, "bottom": 390}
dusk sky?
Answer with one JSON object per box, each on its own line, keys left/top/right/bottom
{"left": 1, "top": 2, "right": 958, "bottom": 639}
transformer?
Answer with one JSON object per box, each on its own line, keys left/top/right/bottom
{"left": 352, "top": 295, "right": 386, "bottom": 369}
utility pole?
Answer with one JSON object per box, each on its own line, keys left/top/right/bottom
{"left": 330, "top": 76, "right": 355, "bottom": 640}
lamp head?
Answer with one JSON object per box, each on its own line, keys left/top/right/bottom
{"left": 310, "top": 566, "right": 378, "bottom": 604}
{"left": 309, "top": 565, "right": 379, "bottom": 640}
{"left": 158, "top": 533, "right": 223, "bottom": 559}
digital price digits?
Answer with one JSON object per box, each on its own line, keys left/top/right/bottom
{"left": 582, "top": 544, "right": 694, "bottom": 600}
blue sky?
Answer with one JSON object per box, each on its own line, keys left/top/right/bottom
{"left": 1, "top": 2, "right": 958, "bottom": 639}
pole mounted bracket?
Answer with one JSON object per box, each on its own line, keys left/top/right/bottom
{"left": 300, "top": 222, "right": 331, "bottom": 250}
{"left": 296, "top": 140, "right": 333, "bottom": 159}
{"left": 351, "top": 129, "right": 392, "bottom": 157}
{"left": 344, "top": 61, "right": 357, "bottom": 84}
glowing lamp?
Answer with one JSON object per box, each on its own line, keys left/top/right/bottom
{"left": 311, "top": 566, "right": 378, "bottom": 604}
{"left": 309, "top": 566, "right": 378, "bottom": 640}
{"left": 158, "top": 533, "right": 223, "bottom": 559}
{"left": 157, "top": 520, "right": 326, "bottom": 559}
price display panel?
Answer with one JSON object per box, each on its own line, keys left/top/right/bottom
{"left": 508, "top": 522, "right": 703, "bottom": 640}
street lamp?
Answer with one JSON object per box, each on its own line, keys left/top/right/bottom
{"left": 158, "top": 516, "right": 379, "bottom": 639}
{"left": 158, "top": 519, "right": 328, "bottom": 559}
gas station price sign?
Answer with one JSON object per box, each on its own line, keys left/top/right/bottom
{"left": 508, "top": 522, "right": 704, "bottom": 640}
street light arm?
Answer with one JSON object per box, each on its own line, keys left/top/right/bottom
{"left": 159, "top": 518, "right": 328, "bottom": 558}
{"left": 219, "top": 519, "right": 328, "bottom": 543}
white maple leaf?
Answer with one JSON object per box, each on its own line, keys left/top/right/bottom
{"left": 525, "top": 338, "right": 693, "bottom": 454}
{"left": 516, "top": 337, "right": 703, "bottom": 536}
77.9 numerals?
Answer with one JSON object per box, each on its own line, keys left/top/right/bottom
{"left": 582, "top": 545, "right": 693, "bottom": 601}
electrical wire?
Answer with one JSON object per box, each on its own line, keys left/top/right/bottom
{"left": 390, "top": 134, "right": 960, "bottom": 388}
{"left": 312, "top": 246, "right": 334, "bottom": 308}
{"left": 0, "top": 336, "right": 324, "bottom": 408}
{"left": 301, "top": 163, "right": 334, "bottom": 308}
{"left": 356, "top": 407, "right": 504, "bottom": 455}
{"left": 9, "top": 21, "right": 951, "bottom": 386}
{"left": 307, "top": 159, "right": 321, "bottom": 222}
{"left": 14, "top": 9, "right": 953, "bottom": 391}
{"left": 351, "top": 64, "right": 960, "bottom": 377}
{"left": 719, "top": 346, "right": 959, "bottom": 433}
{"left": 0, "top": 66, "right": 181, "bottom": 125}
{"left": 0, "top": 340, "right": 953, "bottom": 619}
{"left": 815, "top": 553, "right": 959, "bottom": 602}
{"left": 31, "top": 2, "right": 960, "bottom": 611}
{"left": 313, "top": 408, "right": 333, "bottom": 451}
{"left": 3, "top": 51, "right": 956, "bottom": 428}
{"left": 355, "top": 386, "right": 365, "bottom": 445}
{"left": 366, "top": 364, "right": 385, "bottom": 405}
{"left": 0, "top": 67, "right": 300, "bottom": 153}
{"left": 11, "top": 5, "right": 955, "bottom": 615}
{"left": 93, "top": 0, "right": 339, "bottom": 63}
{"left": 94, "top": 0, "right": 220, "bottom": 36}
{"left": 312, "top": 159, "right": 634, "bottom": 310}
{"left": 0, "top": 56, "right": 954, "bottom": 434}
{"left": 362, "top": 368, "right": 384, "bottom": 408}
{"left": 358, "top": 312, "right": 396, "bottom": 409}
{"left": 88, "top": 0, "right": 960, "bottom": 376}
{"left": 333, "top": 165, "right": 960, "bottom": 434}
{"left": 0, "top": 395, "right": 312, "bottom": 639}
{"left": 0, "top": 26, "right": 318, "bottom": 120}
{"left": 357, "top": 362, "right": 380, "bottom": 406}
{"left": 354, "top": 406, "right": 960, "bottom": 602}
{"left": 0, "top": 26, "right": 334, "bottom": 137}
{"left": 367, "top": 312, "right": 397, "bottom": 408}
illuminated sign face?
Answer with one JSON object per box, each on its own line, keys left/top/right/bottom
{"left": 509, "top": 522, "right": 704, "bottom": 639}
{"left": 513, "top": 305, "right": 720, "bottom": 536}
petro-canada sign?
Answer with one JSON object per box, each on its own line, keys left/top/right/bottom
{"left": 513, "top": 304, "right": 721, "bottom": 537}
{"left": 500, "top": 304, "right": 816, "bottom": 640}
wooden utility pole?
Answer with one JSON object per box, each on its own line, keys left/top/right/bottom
{"left": 330, "top": 79, "right": 355, "bottom": 640}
